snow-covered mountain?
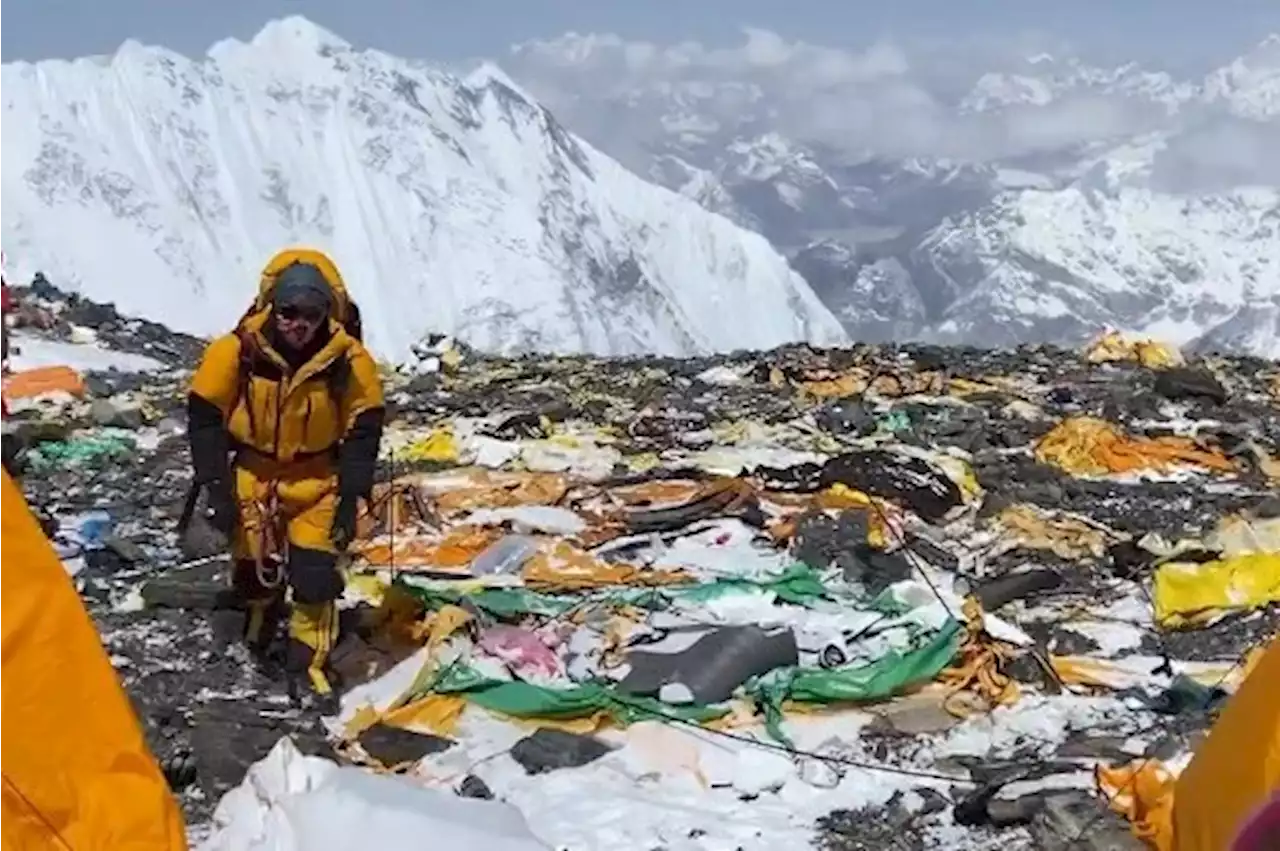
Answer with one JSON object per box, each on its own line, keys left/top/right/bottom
{"left": 502, "top": 31, "right": 1280, "bottom": 358}
{"left": 1, "top": 17, "right": 847, "bottom": 361}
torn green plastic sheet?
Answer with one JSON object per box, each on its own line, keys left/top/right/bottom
{"left": 398, "top": 562, "right": 836, "bottom": 619}
{"left": 28, "top": 429, "right": 136, "bottom": 472}
{"left": 401, "top": 621, "right": 960, "bottom": 745}
{"left": 749, "top": 618, "right": 963, "bottom": 746}
{"left": 422, "top": 661, "right": 729, "bottom": 727}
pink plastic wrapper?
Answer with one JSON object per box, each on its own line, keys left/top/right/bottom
{"left": 479, "top": 625, "right": 564, "bottom": 680}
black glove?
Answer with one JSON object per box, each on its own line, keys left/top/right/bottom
{"left": 331, "top": 497, "right": 358, "bottom": 552}
{"left": 205, "top": 479, "right": 238, "bottom": 537}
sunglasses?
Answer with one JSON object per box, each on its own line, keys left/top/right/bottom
{"left": 277, "top": 304, "right": 325, "bottom": 323}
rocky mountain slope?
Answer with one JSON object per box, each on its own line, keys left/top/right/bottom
{"left": 502, "top": 33, "right": 1280, "bottom": 358}
{"left": 0, "top": 17, "right": 847, "bottom": 361}
{"left": 7, "top": 286, "right": 1280, "bottom": 850}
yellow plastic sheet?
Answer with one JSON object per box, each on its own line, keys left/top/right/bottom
{"left": 342, "top": 603, "right": 473, "bottom": 741}
{"left": 401, "top": 427, "right": 459, "bottom": 463}
{"left": 1153, "top": 553, "right": 1280, "bottom": 628}
{"left": 995, "top": 504, "right": 1112, "bottom": 560}
{"left": 1085, "top": 330, "right": 1184, "bottom": 369}
{"left": 1034, "top": 417, "right": 1235, "bottom": 477}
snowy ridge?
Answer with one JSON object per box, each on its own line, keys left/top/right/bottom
{"left": 0, "top": 17, "right": 846, "bottom": 361}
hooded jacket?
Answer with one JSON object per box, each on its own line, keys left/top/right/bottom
{"left": 187, "top": 249, "right": 384, "bottom": 502}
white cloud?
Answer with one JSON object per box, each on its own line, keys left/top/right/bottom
{"left": 504, "top": 28, "right": 1280, "bottom": 189}
{"left": 1151, "top": 117, "right": 1280, "bottom": 192}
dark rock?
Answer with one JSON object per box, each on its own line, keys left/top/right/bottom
{"left": 458, "top": 774, "right": 494, "bottom": 800}
{"left": 509, "top": 729, "right": 612, "bottom": 775}
{"left": 1030, "top": 792, "right": 1145, "bottom": 850}
{"left": 357, "top": 723, "right": 453, "bottom": 766}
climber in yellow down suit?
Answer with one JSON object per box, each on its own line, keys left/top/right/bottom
{"left": 187, "top": 248, "right": 384, "bottom": 705}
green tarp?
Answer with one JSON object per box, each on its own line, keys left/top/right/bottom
{"left": 399, "top": 563, "right": 838, "bottom": 620}
{"left": 427, "top": 662, "right": 729, "bottom": 727}
{"left": 395, "top": 563, "right": 962, "bottom": 744}
{"left": 401, "top": 622, "right": 961, "bottom": 744}
{"left": 750, "top": 618, "right": 963, "bottom": 745}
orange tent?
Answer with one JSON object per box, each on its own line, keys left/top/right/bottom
{"left": 1171, "top": 638, "right": 1280, "bottom": 850}
{"left": 1, "top": 471, "right": 187, "bottom": 850}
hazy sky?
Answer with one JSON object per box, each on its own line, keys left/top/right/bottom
{"left": 3, "top": 0, "right": 1278, "bottom": 69}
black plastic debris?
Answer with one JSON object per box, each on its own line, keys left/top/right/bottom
{"left": 509, "top": 729, "right": 613, "bottom": 775}
{"left": 618, "top": 624, "right": 799, "bottom": 705}
{"left": 820, "top": 451, "right": 963, "bottom": 522}
{"left": 814, "top": 397, "right": 877, "bottom": 437}
{"left": 357, "top": 723, "right": 454, "bottom": 767}
{"left": 1152, "top": 367, "right": 1227, "bottom": 405}
{"left": 793, "top": 510, "right": 909, "bottom": 594}
{"left": 976, "top": 569, "right": 1064, "bottom": 610}
{"left": 1145, "top": 674, "right": 1229, "bottom": 716}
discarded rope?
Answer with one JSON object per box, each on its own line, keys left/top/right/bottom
{"left": 938, "top": 596, "right": 1019, "bottom": 717}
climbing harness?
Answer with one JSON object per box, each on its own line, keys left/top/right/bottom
{"left": 250, "top": 486, "right": 288, "bottom": 592}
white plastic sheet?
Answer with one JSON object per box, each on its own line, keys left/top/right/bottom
{"left": 199, "top": 738, "right": 549, "bottom": 851}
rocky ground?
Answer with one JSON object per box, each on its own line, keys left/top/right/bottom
{"left": 4, "top": 282, "right": 1279, "bottom": 849}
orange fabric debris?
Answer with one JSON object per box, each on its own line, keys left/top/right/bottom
{"left": 1097, "top": 760, "right": 1176, "bottom": 851}
{"left": 2, "top": 364, "right": 87, "bottom": 399}
{"left": 938, "top": 597, "right": 1020, "bottom": 716}
{"left": 522, "top": 541, "right": 694, "bottom": 590}
{"left": 606, "top": 480, "right": 705, "bottom": 507}
{"left": 429, "top": 470, "right": 568, "bottom": 513}
{"left": 355, "top": 525, "right": 505, "bottom": 569}
{"left": 1035, "top": 417, "right": 1236, "bottom": 477}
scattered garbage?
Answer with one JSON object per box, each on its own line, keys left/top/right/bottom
{"left": 12, "top": 299, "right": 1280, "bottom": 851}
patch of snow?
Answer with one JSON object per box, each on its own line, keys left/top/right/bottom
{"left": 8, "top": 333, "right": 166, "bottom": 373}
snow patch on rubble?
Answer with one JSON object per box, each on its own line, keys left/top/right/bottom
{"left": 936, "top": 695, "right": 1140, "bottom": 760}
{"left": 8, "top": 332, "right": 167, "bottom": 373}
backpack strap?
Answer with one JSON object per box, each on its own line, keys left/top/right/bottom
{"left": 324, "top": 354, "right": 352, "bottom": 415}
{"left": 234, "top": 328, "right": 261, "bottom": 442}
{"left": 344, "top": 300, "right": 363, "bottom": 342}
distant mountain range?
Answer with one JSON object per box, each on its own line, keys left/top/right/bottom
{"left": 503, "top": 32, "right": 1280, "bottom": 358}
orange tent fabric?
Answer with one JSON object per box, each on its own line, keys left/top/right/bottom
{"left": 2, "top": 365, "right": 87, "bottom": 400}
{"left": 1, "top": 471, "right": 187, "bottom": 850}
{"left": 1171, "top": 638, "right": 1280, "bottom": 850}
